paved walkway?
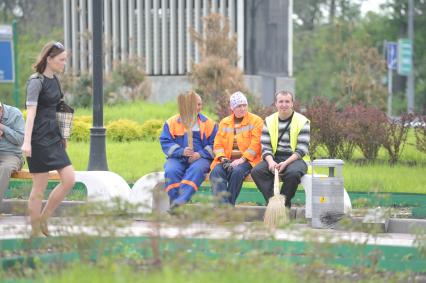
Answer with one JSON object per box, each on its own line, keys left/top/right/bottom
{"left": 0, "top": 215, "right": 419, "bottom": 248}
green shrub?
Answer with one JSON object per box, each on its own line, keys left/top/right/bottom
{"left": 189, "top": 14, "right": 247, "bottom": 120}
{"left": 415, "top": 115, "right": 426, "bottom": 154}
{"left": 75, "top": 115, "right": 93, "bottom": 124}
{"left": 156, "top": 127, "right": 163, "bottom": 139}
{"left": 107, "top": 119, "right": 142, "bottom": 142}
{"left": 70, "top": 119, "right": 91, "bottom": 142}
{"left": 140, "top": 119, "right": 163, "bottom": 140}
{"left": 104, "top": 59, "right": 151, "bottom": 105}
{"left": 62, "top": 73, "right": 93, "bottom": 108}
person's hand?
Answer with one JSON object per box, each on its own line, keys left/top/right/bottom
{"left": 188, "top": 152, "right": 201, "bottom": 163}
{"left": 267, "top": 160, "right": 277, "bottom": 173}
{"left": 231, "top": 157, "right": 246, "bottom": 167}
{"left": 221, "top": 158, "right": 233, "bottom": 174}
{"left": 183, "top": 147, "right": 194, "bottom": 157}
{"left": 276, "top": 161, "right": 288, "bottom": 173}
{"left": 22, "top": 142, "right": 32, "bottom": 157}
{"left": 0, "top": 129, "right": 3, "bottom": 138}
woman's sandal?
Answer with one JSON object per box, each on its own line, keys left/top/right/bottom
{"left": 40, "top": 220, "right": 50, "bottom": 237}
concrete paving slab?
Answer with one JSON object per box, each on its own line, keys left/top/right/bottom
{"left": 0, "top": 216, "right": 420, "bottom": 248}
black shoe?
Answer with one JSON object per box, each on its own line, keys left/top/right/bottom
{"left": 167, "top": 202, "right": 180, "bottom": 215}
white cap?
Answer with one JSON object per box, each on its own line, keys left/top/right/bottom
{"left": 229, "top": 91, "right": 248, "bottom": 110}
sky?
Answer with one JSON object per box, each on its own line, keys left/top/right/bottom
{"left": 360, "top": 0, "right": 388, "bottom": 16}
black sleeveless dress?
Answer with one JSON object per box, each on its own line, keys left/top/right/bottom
{"left": 26, "top": 76, "right": 71, "bottom": 173}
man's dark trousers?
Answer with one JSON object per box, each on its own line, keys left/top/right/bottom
{"left": 251, "top": 155, "right": 307, "bottom": 208}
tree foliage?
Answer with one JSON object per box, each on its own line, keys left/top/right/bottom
{"left": 0, "top": 0, "right": 62, "bottom": 37}
{"left": 1, "top": 0, "right": 425, "bottom": 115}
{"left": 189, "top": 14, "right": 267, "bottom": 120}
{"left": 294, "top": 0, "right": 426, "bottom": 114}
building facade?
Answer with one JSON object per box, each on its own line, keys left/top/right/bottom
{"left": 63, "top": 0, "right": 294, "bottom": 104}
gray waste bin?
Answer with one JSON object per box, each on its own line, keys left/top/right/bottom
{"left": 311, "top": 159, "right": 344, "bottom": 229}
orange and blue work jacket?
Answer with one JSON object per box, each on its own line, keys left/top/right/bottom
{"left": 211, "top": 112, "right": 263, "bottom": 170}
{"left": 160, "top": 113, "right": 217, "bottom": 160}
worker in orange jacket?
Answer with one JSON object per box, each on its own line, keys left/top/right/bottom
{"left": 210, "top": 91, "right": 263, "bottom": 205}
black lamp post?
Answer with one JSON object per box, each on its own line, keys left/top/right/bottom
{"left": 88, "top": 0, "right": 108, "bottom": 170}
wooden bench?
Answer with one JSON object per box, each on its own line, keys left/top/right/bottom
{"left": 12, "top": 170, "right": 60, "bottom": 180}
{"left": 204, "top": 174, "right": 253, "bottom": 182}
{"left": 11, "top": 170, "right": 131, "bottom": 203}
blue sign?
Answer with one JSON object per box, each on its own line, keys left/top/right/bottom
{"left": 0, "top": 25, "right": 14, "bottom": 83}
{"left": 386, "top": 42, "right": 397, "bottom": 70}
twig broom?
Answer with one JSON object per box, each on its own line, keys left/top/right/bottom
{"left": 264, "top": 168, "right": 289, "bottom": 228}
{"left": 177, "top": 91, "right": 198, "bottom": 149}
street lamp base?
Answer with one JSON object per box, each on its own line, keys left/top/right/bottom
{"left": 88, "top": 126, "right": 109, "bottom": 171}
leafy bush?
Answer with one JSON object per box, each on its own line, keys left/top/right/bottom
{"left": 191, "top": 56, "right": 246, "bottom": 119}
{"left": 70, "top": 115, "right": 92, "bottom": 142}
{"left": 61, "top": 60, "right": 151, "bottom": 108}
{"left": 189, "top": 14, "right": 248, "bottom": 120}
{"left": 62, "top": 73, "right": 93, "bottom": 108}
{"left": 303, "top": 105, "right": 320, "bottom": 159}
{"left": 414, "top": 115, "right": 426, "bottom": 154}
{"left": 70, "top": 119, "right": 91, "bottom": 142}
{"left": 350, "top": 104, "right": 387, "bottom": 161}
{"left": 75, "top": 115, "right": 92, "bottom": 124}
{"left": 104, "top": 59, "right": 151, "bottom": 105}
{"left": 246, "top": 91, "right": 275, "bottom": 119}
{"left": 337, "top": 106, "right": 360, "bottom": 160}
{"left": 306, "top": 97, "right": 345, "bottom": 158}
{"left": 156, "top": 127, "right": 163, "bottom": 138}
{"left": 140, "top": 119, "right": 164, "bottom": 141}
{"left": 106, "top": 119, "right": 142, "bottom": 142}
{"left": 190, "top": 14, "right": 274, "bottom": 120}
{"left": 383, "top": 113, "right": 414, "bottom": 164}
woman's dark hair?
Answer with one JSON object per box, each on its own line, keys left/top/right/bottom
{"left": 33, "top": 41, "right": 65, "bottom": 74}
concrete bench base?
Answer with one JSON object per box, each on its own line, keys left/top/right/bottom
{"left": 10, "top": 170, "right": 352, "bottom": 217}
{"left": 11, "top": 170, "right": 130, "bottom": 203}
{"left": 131, "top": 172, "right": 353, "bottom": 217}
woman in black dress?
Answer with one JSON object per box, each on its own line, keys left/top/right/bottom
{"left": 22, "top": 42, "right": 75, "bottom": 236}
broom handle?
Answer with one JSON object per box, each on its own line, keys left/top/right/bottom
{"left": 187, "top": 129, "right": 193, "bottom": 149}
{"left": 273, "top": 168, "right": 280, "bottom": 196}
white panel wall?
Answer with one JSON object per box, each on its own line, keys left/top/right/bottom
{"left": 63, "top": 0, "right": 244, "bottom": 75}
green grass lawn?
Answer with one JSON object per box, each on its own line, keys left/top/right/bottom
{"left": 343, "top": 163, "right": 425, "bottom": 193}
{"left": 61, "top": 102, "right": 426, "bottom": 194}
{"left": 65, "top": 139, "right": 426, "bottom": 194}
{"left": 40, "top": 262, "right": 299, "bottom": 283}
{"left": 67, "top": 141, "right": 165, "bottom": 181}
{"left": 74, "top": 100, "right": 217, "bottom": 124}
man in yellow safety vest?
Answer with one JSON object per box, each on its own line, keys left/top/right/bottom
{"left": 251, "top": 90, "right": 310, "bottom": 209}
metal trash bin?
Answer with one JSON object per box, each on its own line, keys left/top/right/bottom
{"left": 311, "top": 159, "right": 344, "bottom": 229}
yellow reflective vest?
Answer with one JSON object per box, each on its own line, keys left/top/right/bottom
{"left": 265, "top": 111, "right": 311, "bottom": 165}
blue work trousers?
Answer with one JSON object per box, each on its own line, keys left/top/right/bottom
{"left": 210, "top": 161, "right": 252, "bottom": 205}
{"left": 164, "top": 157, "right": 210, "bottom": 206}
